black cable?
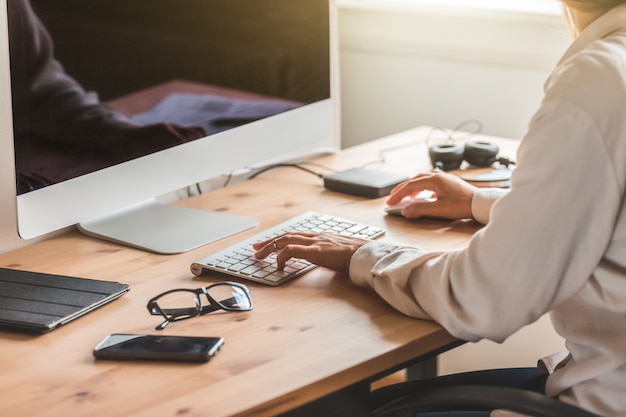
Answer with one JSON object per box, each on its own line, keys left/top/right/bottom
{"left": 222, "top": 172, "right": 235, "bottom": 187}
{"left": 374, "top": 119, "right": 485, "bottom": 167}
{"left": 496, "top": 156, "right": 516, "bottom": 168}
{"left": 425, "top": 119, "right": 484, "bottom": 150}
{"left": 195, "top": 162, "right": 332, "bottom": 193}
{"left": 247, "top": 163, "right": 325, "bottom": 180}
{"left": 197, "top": 121, "right": 491, "bottom": 192}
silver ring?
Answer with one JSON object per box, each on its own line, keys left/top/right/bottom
{"left": 272, "top": 239, "right": 280, "bottom": 251}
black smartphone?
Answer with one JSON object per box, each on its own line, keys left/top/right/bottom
{"left": 93, "top": 334, "right": 224, "bottom": 363}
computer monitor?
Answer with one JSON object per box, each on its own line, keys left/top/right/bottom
{"left": 0, "top": 0, "right": 338, "bottom": 254}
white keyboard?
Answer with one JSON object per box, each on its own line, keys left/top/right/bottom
{"left": 190, "top": 211, "right": 385, "bottom": 286}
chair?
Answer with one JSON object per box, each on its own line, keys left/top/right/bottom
{"left": 372, "top": 384, "right": 602, "bottom": 417}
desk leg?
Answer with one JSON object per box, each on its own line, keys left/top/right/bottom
{"left": 275, "top": 356, "right": 437, "bottom": 417}
{"left": 277, "top": 382, "right": 370, "bottom": 417}
{"left": 279, "top": 341, "right": 463, "bottom": 417}
{"left": 407, "top": 356, "right": 438, "bottom": 380}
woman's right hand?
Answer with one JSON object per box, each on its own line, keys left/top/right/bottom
{"left": 386, "top": 171, "right": 477, "bottom": 220}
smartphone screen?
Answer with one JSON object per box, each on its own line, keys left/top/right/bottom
{"left": 93, "top": 334, "right": 224, "bottom": 363}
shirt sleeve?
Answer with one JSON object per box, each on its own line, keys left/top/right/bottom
{"left": 471, "top": 188, "right": 509, "bottom": 224}
{"left": 349, "top": 98, "right": 620, "bottom": 343}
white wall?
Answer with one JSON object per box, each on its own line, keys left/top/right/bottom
{"left": 338, "top": 0, "right": 571, "bottom": 147}
{"left": 337, "top": 0, "right": 569, "bottom": 374}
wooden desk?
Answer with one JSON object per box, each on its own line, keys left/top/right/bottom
{"left": 0, "top": 127, "right": 519, "bottom": 417}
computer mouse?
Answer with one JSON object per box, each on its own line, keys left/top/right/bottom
{"left": 384, "top": 191, "right": 437, "bottom": 216}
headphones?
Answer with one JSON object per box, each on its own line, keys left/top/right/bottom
{"left": 429, "top": 140, "right": 501, "bottom": 171}
{"left": 426, "top": 122, "right": 515, "bottom": 171}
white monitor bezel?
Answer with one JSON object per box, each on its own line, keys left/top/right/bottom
{"left": 0, "top": 0, "right": 340, "bottom": 253}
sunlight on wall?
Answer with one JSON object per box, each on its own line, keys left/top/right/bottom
{"left": 338, "top": 0, "right": 563, "bottom": 15}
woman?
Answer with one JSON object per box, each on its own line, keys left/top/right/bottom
{"left": 254, "top": 1, "right": 626, "bottom": 416}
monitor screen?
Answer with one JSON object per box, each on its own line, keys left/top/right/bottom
{"left": 2, "top": 0, "right": 338, "bottom": 253}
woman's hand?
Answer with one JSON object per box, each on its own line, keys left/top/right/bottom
{"left": 386, "top": 171, "right": 477, "bottom": 220}
{"left": 253, "top": 232, "right": 370, "bottom": 274}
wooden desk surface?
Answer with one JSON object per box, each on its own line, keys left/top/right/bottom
{"left": 0, "top": 127, "right": 519, "bottom": 417}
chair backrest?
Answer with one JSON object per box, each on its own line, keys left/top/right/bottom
{"left": 372, "top": 384, "right": 603, "bottom": 417}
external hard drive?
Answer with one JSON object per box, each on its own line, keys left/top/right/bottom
{"left": 323, "top": 168, "right": 410, "bottom": 198}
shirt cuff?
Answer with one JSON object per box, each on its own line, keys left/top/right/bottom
{"left": 349, "top": 241, "right": 399, "bottom": 289}
{"left": 471, "top": 187, "right": 509, "bottom": 224}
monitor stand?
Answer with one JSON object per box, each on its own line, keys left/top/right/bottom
{"left": 77, "top": 198, "right": 258, "bottom": 254}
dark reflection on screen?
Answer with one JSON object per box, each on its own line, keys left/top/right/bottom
{"left": 8, "top": 0, "right": 329, "bottom": 195}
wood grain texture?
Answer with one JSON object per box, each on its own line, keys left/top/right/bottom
{"left": 0, "top": 127, "right": 519, "bottom": 417}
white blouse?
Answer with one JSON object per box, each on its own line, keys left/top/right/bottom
{"left": 350, "top": 5, "right": 626, "bottom": 416}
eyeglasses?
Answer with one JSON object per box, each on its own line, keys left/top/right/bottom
{"left": 147, "top": 282, "right": 253, "bottom": 330}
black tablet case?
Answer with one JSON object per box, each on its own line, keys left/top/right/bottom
{"left": 0, "top": 267, "right": 129, "bottom": 333}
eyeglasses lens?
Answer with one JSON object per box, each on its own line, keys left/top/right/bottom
{"left": 208, "top": 284, "right": 252, "bottom": 311}
{"left": 156, "top": 290, "right": 201, "bottom": 321}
